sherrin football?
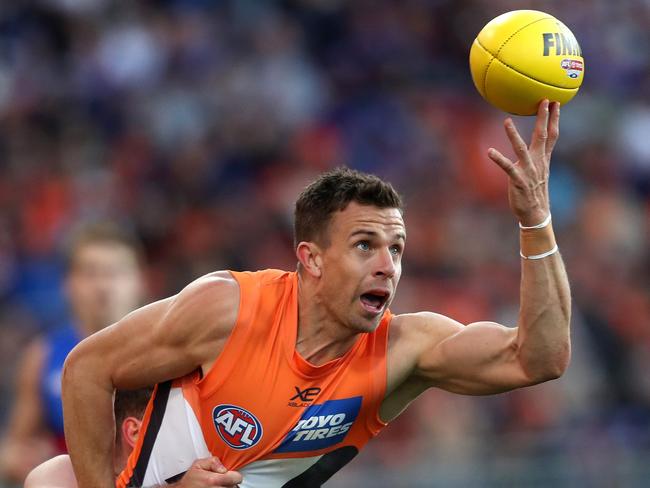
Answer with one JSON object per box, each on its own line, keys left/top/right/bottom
{"left": 469, "top": 10, "right": 584, "bottom": 115}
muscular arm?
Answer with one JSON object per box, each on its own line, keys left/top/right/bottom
{"left": 407, "top": 246, "right": 570, "bottom": 395}
{"left": 62, "top": 271, "right": 239, "bottom": 488}
{"left": 387, "top": 100, "right": 571, "bottom": 403}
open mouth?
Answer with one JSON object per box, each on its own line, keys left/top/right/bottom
{"left": 359, "top": 289, "right": 390, "bottom": 315}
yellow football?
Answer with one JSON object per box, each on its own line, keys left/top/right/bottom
{"left": 469, "top": 10, "right": 584, "bottom": 115}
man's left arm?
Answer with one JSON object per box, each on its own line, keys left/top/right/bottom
{"left": 405, "top": 100, "right": 571, "bottom": 395}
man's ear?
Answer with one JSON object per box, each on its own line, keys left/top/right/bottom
{"left": 121, "top": 417, "right": 142, "bottom": 449}
{"left": 296, "top": 241, "right": 323, "bottom": 278}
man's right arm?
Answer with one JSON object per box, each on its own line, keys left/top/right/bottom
{"left": 62, "top": 271, "right": 240, "bottom": 488}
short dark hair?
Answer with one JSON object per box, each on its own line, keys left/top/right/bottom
{"left": 294, "top": 167, "right": 403, "bottom": 247}
{"left": 114, "top": 387, "right": 153, "bottom": 428}
{"left": 64, "top": 221, "right": 144, "bottom": 270}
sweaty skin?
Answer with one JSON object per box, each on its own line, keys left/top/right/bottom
{"left": 63, "top": 100, "right": 570, "bottom": 488}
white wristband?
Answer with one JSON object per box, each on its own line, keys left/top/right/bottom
{"left": 520, "top": 244, "right": 559, "bottom": 260}
{"left": 519, "top": 213, "right": 552, "bottom": 230}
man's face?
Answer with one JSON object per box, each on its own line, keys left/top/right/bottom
{"left": 317, "top": 202, "right": 405, "bottom": 333}
{"left": 66, "top": 243, "right": 143, "bottom": 334}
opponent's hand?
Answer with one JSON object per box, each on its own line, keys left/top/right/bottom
{"left": 175, "top": 456, "right": 243, "bottom": 488}
{"left": 487, "top": 99, "right": 560, "bottom": 226}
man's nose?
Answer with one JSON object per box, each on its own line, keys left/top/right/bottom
{"left": 373, "top": 247, "right": 396, "bottom": 278}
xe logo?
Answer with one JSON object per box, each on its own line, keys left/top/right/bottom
{"left": 291, "top": 386, "right": 321, "bottom": 403}
{"left": 212, "top": 404, "right": 263, "bottom": 450}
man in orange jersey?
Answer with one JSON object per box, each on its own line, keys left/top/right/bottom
{"left": 25, "top": 388, "right": 243, "bottom": 488}
{"left": 63, "top": 100, "right": 570, "bottom": 487}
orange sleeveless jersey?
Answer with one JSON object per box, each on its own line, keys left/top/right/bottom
{"left": 117, "top": 269, "right": 391, "bottom": 487}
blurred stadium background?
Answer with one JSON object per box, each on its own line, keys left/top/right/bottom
{"left": 0, "top": 0, "right": 648, "bottom": 486}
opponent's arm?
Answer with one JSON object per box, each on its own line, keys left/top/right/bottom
{"left": 24, "top": 455, "right": 78, "bottom": 488}
{"left": 62, "top": 272, "right": 239, "bottom": 488}
{"left": 23, "top": 455, "right": 242, "bottom": 488}
{"left": 409, "top": 100, "right": 571, "bottom": 395}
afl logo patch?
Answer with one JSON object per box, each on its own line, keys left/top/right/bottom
{"left": 212, "top": 404, "right": 263, "bottom": 450}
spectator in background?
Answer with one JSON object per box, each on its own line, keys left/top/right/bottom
{"left": 0, "top": 223, "right": 145, "bottom": 484}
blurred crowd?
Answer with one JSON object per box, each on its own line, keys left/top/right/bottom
{"left": 0, "top": 0, "right": 648, "bottom": 486}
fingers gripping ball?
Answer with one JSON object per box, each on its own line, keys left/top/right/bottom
{"left": 470, "top": 10, "right": 584, "bottom": 115}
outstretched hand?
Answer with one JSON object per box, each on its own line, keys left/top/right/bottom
{"left": 487, "top": 99, "right": 560, "bottom": 226}
{"left": 175, "top": 456, "right": 243, "bottom": 488}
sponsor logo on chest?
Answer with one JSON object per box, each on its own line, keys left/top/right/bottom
{"left": 212, "top": 404, "right": 263, "bottom": 450}
{"left": 275, "top": 396, "right": 362, "bottom": 453}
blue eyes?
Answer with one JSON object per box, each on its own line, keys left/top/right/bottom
{"left": 355, "top": 241, "right": 402, "bottom": 255}
{"left": 356, "top": 241, "right": 370, "bottom": 251}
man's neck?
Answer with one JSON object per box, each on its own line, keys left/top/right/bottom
{"left": 295, "top": 274, "right": 360, "bottom": 367}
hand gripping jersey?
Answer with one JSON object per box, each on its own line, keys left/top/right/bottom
{"left": 117, "top": 269, "right": 391, "bottom": 488}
